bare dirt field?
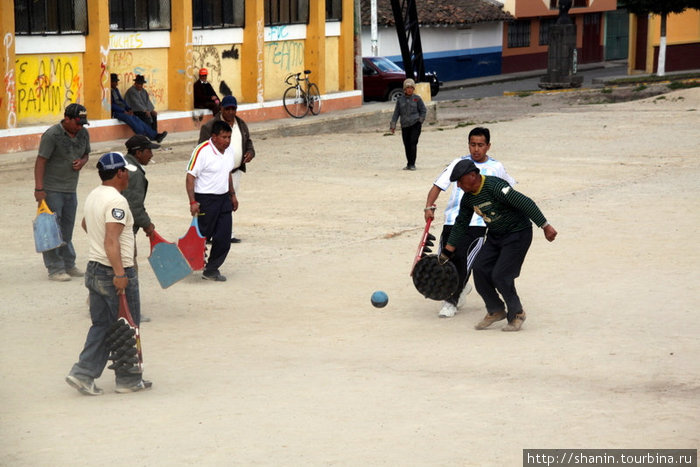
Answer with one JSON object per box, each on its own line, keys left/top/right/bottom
{"left": 1, "top": 86, "right": 699, "bottom": 466}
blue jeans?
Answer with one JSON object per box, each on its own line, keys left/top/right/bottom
{"left": 114, "top": 111, "right": 158, "bottom": 140}
{"left": 68, "top": 262, "right": 142, "bottom": 386}
{"left": 42, "top": 191, "right": 77, "bottom": 275}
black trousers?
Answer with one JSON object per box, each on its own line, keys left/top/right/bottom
{"left": 472, "top": 227, "right": 532, "bottom": 322}
{"left": 401, "top": 121, "right": 422, "bottom": 167}
{"left": 440, "top": 224, "right": 487, "bottom": 305}
{"left": 195, "top": 193, "right": 232, "bottom": 275}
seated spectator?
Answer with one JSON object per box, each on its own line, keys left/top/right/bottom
{"left": 193, "top": 68, "right": 221, "bottom": 114}
{"left": 110, "top": 74, "right": 166, "bottom": 143}
{"left": 125, "top": 75, "right": 163, "bottom": 136}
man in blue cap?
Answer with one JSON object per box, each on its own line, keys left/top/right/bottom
{"left": 66, "top": 152, "right": 152, "bottom": 395}
{"left": 198, "top": 95, "right": 255, "bottom": 244}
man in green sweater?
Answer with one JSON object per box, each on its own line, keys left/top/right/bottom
{"left": 441, "top": 159, "right": 558, "bottom": 331}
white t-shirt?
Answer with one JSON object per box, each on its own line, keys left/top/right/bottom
{"left": 231, "top": 121, "right": 243, "bottom": 170}
{"left": 84, "top": 185, "right": 135, "bottom": 268}
{"left": 434, "top": 155, "right": 516, "bottom": 227}
{"left": 186, "top": 139, "right": 235, "bottom": 195}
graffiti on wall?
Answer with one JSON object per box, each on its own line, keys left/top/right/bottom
{"left": 4, "top": 33, "right": 17, "bottom": 128}
{"left": 108, "top": 48, "right": 168, "bottom": 109}
{"left": 257, "top": 20, "right": 264, "bottom": 103}
{"left": 265, "top": 40, "right": 304, "bottom": 72}
{"left": 15, "top": 54, "right": 82, "bottom": 119}
{"left": 110, "top": 33, "right": 144, "bottom": 50}
{"left": 100, "top": 46, "right": 110, "bottom": 112}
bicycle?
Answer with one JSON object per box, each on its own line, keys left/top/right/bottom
{"left": 283, "top": 70, "right": 322, "bottom": 118}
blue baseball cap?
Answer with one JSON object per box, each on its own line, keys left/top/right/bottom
{"left": 221, "top": 95, "right": 237, "bottom": 108}
{"left": 97, "top": 152, "right": 137, "bottom": 172}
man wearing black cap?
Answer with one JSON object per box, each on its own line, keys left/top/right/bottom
{"left": 198, "top": 95, "right": 255, "bottom": 244}
{"left": 124, "top": 74, "right": 161, "bottom": 135}
{"left": 441, "top": 159, "right": 558, "bottom": 332}
{"left": 122, "top": 135, "right": 160, "bottom": 237}
{"left": 66, "top": 152, "right": 152, "bottom": 395}
{"left": 33, "top": 103, "right": 91, "bottom": 282}
{"left": 110, "top": 73, "right": 166, "bottom": 143}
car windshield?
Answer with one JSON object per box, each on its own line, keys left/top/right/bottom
{"left": 367, "top": 57, "right": 404, "bottom": 73}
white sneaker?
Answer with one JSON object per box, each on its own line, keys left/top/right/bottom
{"left": 457, "top": 283, "right": 473, "bottom": 309}
{"left": 438, "top": 301, "right": 457, "bottom": 318}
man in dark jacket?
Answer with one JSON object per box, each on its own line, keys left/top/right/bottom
{"left": 111, "top": 74, "right": 166, "bottom": 143}
{"left": 122, "top": 135, "right": 160, "bottom": 237}
{"left": 193, "top": 68, "right": 221, "bottom": 114}
{"left": 198, "top": 95, "right": 255, "bottom": 243}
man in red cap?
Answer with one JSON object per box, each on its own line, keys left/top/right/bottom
{"left": 193, "top": 68, "right": 221, "bottom": 115}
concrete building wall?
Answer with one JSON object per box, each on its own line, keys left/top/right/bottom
{"left": 0, "top": 0, "right": 362, "bottom": 153}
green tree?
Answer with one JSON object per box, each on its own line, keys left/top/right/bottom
{"left": 620, "top": 0, "right": 700, "bottom": 75}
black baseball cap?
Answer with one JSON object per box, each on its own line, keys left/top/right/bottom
{"left": 125, "top": 135, "right": 160, "bottom": 152}
{"left": 449, "top": 159, "right": 480, "bottom": 181}
{"left": 65, "top": 103, "right": 89, "bottom": 126}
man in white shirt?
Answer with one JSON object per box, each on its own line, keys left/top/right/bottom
{"left": 66, "top": 152, "right": 152, "bottom": 395}
{"left": 186, "top": 120, "right": 237, "bottom": 281}
{"left": 424, "top": 127, "right": 516, "bottom": 318}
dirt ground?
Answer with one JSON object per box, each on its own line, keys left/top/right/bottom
{"left": 1, "top": 86, "right": 699, "bottom": 466}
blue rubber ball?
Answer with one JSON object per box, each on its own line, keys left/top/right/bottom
{"left": 371, "top": 290, "right": 388, "bottom": 308}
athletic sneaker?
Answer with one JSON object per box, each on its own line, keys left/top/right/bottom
{"left": 49, "top": 272, "right": 71, "bottom": 282}
{"left": 115, "top": 380, "right": 153, "bottom": 394}
{"left": 438, "top": 301, "right": 457, "bottom": 318}
{"left": 202, "top": 272, "right": 226, "bottom": 282}
{"left": 474, "top": 310, "right": 507, "bottom": 330}
{"left": 502, "top": 312, "right": 527, "bottom": 332}
{"left": 457, "top": 283, "right": 473, "bottom": 309}
{"left": 66, "top": 266, "right": 84, "bottom": 277}
{"left": 65, "top": 375, "right": 104, "bottom": 396}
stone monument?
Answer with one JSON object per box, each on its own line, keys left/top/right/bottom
{"left": 539, "top": 0, "right": 583, "bottom": 90}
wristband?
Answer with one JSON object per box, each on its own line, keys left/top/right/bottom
{"left": 424, "top": 205, "right": 436, "bottom": 211}
{"left": 115, "top": 274, "right": 127, "bottom": 279}
{"left": 190, "top": 200, "right": 199, "bottom": 205}
{"left": 35, "top": 188, "right": 45, "bottom": 191}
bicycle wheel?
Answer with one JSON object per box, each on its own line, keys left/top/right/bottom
{"left": 283, "top": 86, "right": 309, "bottom": 118}
{"left": 307, "top": 83, "right": 322, "bottom": 115}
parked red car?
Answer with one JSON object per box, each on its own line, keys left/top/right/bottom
{"left": 362, "top": 56, "right": 441, "bottom": 102}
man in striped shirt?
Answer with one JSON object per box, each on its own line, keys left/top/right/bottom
{"left": 424, "top": 127, "right": 515, "bottom": 318}
{"left": 186, "top": 120, "right": 237, "bottom": 281}
{"left": 441, "top": 159, "right": 558, "bottom": 331}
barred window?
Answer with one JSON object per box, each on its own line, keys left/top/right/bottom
{"left": 109, "top": 0, "right": 171, "bottom": 31}
{"left": 192, "top": 0, "right": 245, "bottom": 28}
{"left": 326, "top": 0, "right": 341, "bottom": 21}
{"left": 265, "top": 0, "right": 309, "bottom": 26}
{"left": 539, "top": 18, "right": 556, "bottom": 45}
{"left": 15, "top": 0, "right": 88, "bottom": 35}
{"left": 507, "top": 20, "right": 530, "bottom": 48}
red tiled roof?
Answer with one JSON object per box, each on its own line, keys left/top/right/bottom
{"left": 360, "top": 0, "right": 513, "bottom": 26}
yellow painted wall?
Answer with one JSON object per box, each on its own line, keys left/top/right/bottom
{"left": 264, "top": 40, "right": 305, "bottom": 100}
{"left": 650, "top": 10, "right": 700, "bottom": 45}
{"left": 108, "top": 49, "right": 169, "bottom": 111}
{"left": 14, "top": 54, "right": 83, "bottom": 124}
{"left": 192, "top": 44, "right": 243, "bottom": 99}
{"left": 324, "top": 37, "right": 339, "bottom": 92}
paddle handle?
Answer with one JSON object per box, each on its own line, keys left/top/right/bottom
{"left": 148, "top": 230, "right": 169, "bottom": 251}
{"left": 36, "top": 199, "right": 53, "bottom": 215}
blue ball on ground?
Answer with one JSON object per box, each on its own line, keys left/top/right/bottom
{"left": 371, "top": 290, "right": 388, "bottom": 308}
